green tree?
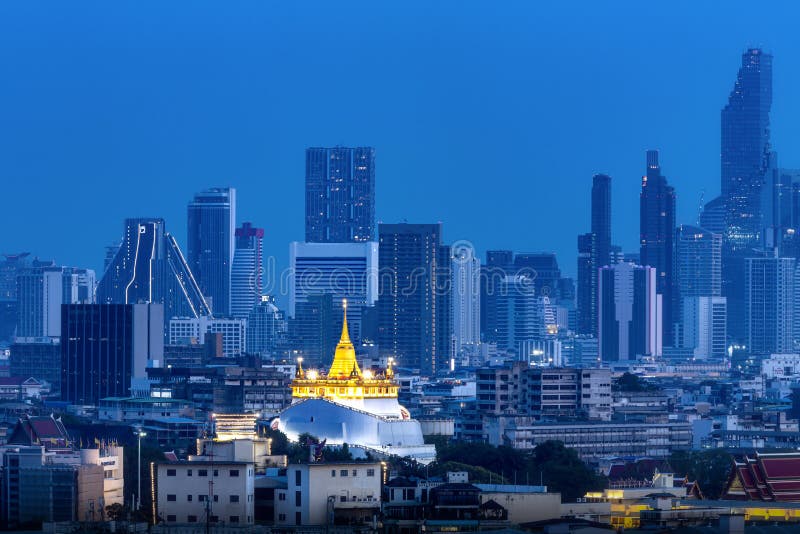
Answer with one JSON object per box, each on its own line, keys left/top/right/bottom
{"left": 527, "top": 440, "right": 606, "bottom": 502}
{"left": 614, "top": 372, "right": 658, "bottom": 392}
{"left": 668, "top": 449, "right": 733, "bottom": 499}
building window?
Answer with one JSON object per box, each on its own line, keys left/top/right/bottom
{"left": 340, "top": 469, "right": 348, "bottom": 477}
{"left": 199, "top": 469, "right": 208, "bottom": 477}
{"left": 167, "top": 515, "right": 176, "bottom": 522}
{"left": 278, "top": 514, "right": 286, "bottom": 521}
{"left": 187, "top": 495, "right": 193, "bottom": 502}
{"left": 214, "top": 495, "right": 219, "bottom": 502}
{"left": 367, "top": 469, "right": 375, "bottom": 477}
{"left": 278, "top": 492, "right": 286, "bottom": 501}
{"left": 295, "top": 470, "right": 301, "bottom": 486}
{"left": 230, "top": 469, "right": 240, "bottom": 477}
{"left": 230, "top": 495, "right": 239, "bottom": 503}
{"left": 230, "top": 516, "right": 239, "bottom": 523}
{"left": 166, "top": 469, "right": 176, "bottom": 476}
{"left": 295, "top": 511, "right": 301, "bottom": 526}
{"left": 187, "top": 469, "right": 192, "bottom": 476}
{"left": 213, "top": 469, "right": 219, "bottom": 477}
{"left": 167, "top": 494, "right": 176, "bottom": 501}
{"left": 199, "top": 495, "right": 207, "bottom": 502}
{"left": 295, "top": 490, "right": 302, "bottom": 506}
{"left": 352, "top": 469, "right": 357, "bottom": 477}
{"left": 331, "top": 469, "right": 336, "bottom": 477}
{"left": 188, "top": 515, "right": 197, "bottom": 523}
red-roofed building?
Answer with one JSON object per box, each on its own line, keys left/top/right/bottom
{"left": 724, "top": 452, "right": 800, "bottom": 501}
{"left": 7, "top": 414, "right": 71, "bottom": 451}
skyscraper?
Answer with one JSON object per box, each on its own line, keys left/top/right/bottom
{"left": 452, "top": 243, "right": 481, "bottom": 351}
{"left": 745, "top": 256, "right": 794, "bottom": 355}
{"left": 247, "top": 295, "right": 286, "bottom": 356}
{"left": 721, "top": 49, "right": 774, "bottom": 342}
{"left": 598, "top": 263, "right": 661, "bottom": 362}
{"left": 231, "top": 222, "right": 264, "bottom": 319}
{"left": 97, "top": 218, "right": 211, "bottom": 320}
{"left": 61, "top": 303, "right": 164, "bottom": 404}
{"left": 576, "top": 233, "right": 596, "bottom": 335}
{"left": 722, "top": 48, "right": 773, "bottom": 251}
{"left": 17, "top": 264, "right": 95, "bottom": 339}
{"left": 513, "top": 253, "right": 562, "bottom": 299}
{"left": 675, "top": 225, "right": 722, "bottom": 301}
{"left": 289, "top": 241, "right": 379, "bottom": 357}
{"left": 305, "top": 147, "right": 376, "bottom": 243}
{"left": 481, "top": 250, "right": 514, "bottom": 342}
{"left": 0, "top": 253, "right": 31, "bottom": 342}
{"left": 377, "top": 223, "right": 450, "bottom": 375}
{"left": 639, "top": 150, "right": 676, "bottom": 343}
{"left": 682, "top": 296, "right": 727, "bottom": 359}
{"left": 591, "top": 174, "right": 612, "bottom": 269}
{"left": 188, "top": 187, "right": 236, "bottom": 316}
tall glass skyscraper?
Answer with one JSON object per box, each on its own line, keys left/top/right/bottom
{"left": 231, "top": 222, "right": 264, "bottom": 319}
{"left": 639, "top": 150, "right": 676, "bottom": 343}
{"left": 305, "top": 147, "right": 375, "bottom": 243}
{"left": 722, "top": 48, "right": 773, "bottom": 250}
{"left": 188, "top": 187, "right": 236, "bottom": 316}
{"left": 97, "top": 218, "right": 211, "bottom": 321}
{"left": 720, "top": 49, "right": 773, "bottom": 342}
{"left": 591, "top": 174, "right": 612, "bottom": 269}
{"left": 378, "top": 223, "right": 451, "bottom": 375}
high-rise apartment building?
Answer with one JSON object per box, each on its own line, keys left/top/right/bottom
{"left": 305, "top": 147, "right": 375, "bottom": 243}
{"left": 640, "top": 150, "right": 676, "bottom": 343}
{"left": 247, "top": 295, "right": 286, "bottom": 356}
{"left": 16, "top": 264, "right": 95, "bottom": 339}
{"left": 452, "top": 243, "right": 480, "bottom": 351}
{"left": 481, "top": 250, "right": 514, "bottom": 342}
{"left": 231, "top": 222, "right": 264, "bottom": 319}
{"left": 377, "top": 223, "right": 451, "bottom": 375}
{"left": 745, "top": 256, "right": 794, "bottom": 355}
{"left": 188, "top": 187, "right": 236, "bottom": 316}
{"left": 598, "top": 263, "right": 661, "bottom": 362}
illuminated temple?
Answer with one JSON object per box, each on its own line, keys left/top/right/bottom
{"left": 276, "top": 301, "right": 436, "bottom": 464}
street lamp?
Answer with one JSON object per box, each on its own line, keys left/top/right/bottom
{"left": 135, "top": 428, "right": 148, "bottom": 511}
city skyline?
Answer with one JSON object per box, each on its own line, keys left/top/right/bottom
{"left": 4, "top": 3, "right": 800, "bottom": 282}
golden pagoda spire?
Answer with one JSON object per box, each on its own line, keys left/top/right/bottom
{"left": 327, "top": 299, "right": 361, "bottom": 379}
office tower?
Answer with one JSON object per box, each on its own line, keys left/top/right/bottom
{"left": 494, "top": 276, "right": 556, "bottom": 352}
{"left": 682, "top": 296, "right": 727, "bottom": 359}
{"left": 169, "top": 316, "right": 247, "bottom": 358}
{"left": 187, "top": 187, "right": 236, "bottom": 316}
{"left": 722, "top": 48, "right": 774, "bottom": 251}
{"left": 640, "top": 150, "right": 676, "bottom": 343}
{"left": 10, "top": 339, "right": 61, "bottom": 392}
{"left": 452, "top": 243, "right": 481, "bottom": 351}
{"left": 592, "top": 174, "right": 612, "bottom": 269}
{"left": 97, "top": 218, "right": 211, "bottom": 320}
{"left": 514, "top": 253, "right": 562, "bottom": 299}
{"left": 289, "top": 241, "right": 378, "bottom": 350}
{"left": 16, "top": 265, "right": 95, "bottom": 339}
{"left": 0, "top": 253, "right": 31, "bottom": 342}
{"left": 231, "top": 222, "right": 264, "bottom": 319}
{"left": 721, "top": 49, "right": 774, "bottom": 342}
{"left": 675, "top": 225, "right": 723, "bottom": 300}
{"left": 576, "top": 233, "right": 596, "bottom": 335}
{"left": 745, "top": 256, "right": 795, "bottom": 355}
{"left": 378, "top": 223, "right": 450, "bottom": 375}
{"left": 61, "top": 303, "right": 164, "bottom": 404}
{"left": 598, "top": 263, "right": 661, "bottom": 362}
{"left": 305, "top": 147, "right": 376, "bottom": 243}
{"left": 481, "top": 250, "right": 514, "bottom": 342}
{"left": 247, "top": 295, "right": 286, "bottom": 356}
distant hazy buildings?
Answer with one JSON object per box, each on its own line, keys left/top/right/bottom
{"left": 305, "top": 147, "right": 375, "bottom": 243}
{"left": 61, "top": 303, "right": 164, "bottom": 405}
{"left": 675, "top": 225, "right": 723, "bottom": 301}
{"left": 16, "top": 263, "right": 95, "bottom": 339}
{"left": 378, "top": 223, "right": 451, "bottom": 375}
{"left": 97, "top": 218, "right": 211, "bottom": 321}
{"left": 576, "top": 233, "right": 595, "bottom": 335}
{"left": 231, "top": 222, "right": 264, "bottom": 319}
{"left": 576, "top": 174, "right": 612, "bottom": 336}
{"left": 452, "top": 243, "right": 481, "bottom": 351}
{"left": 682, "top": 296, "right": 727, "bottom": 359}
{"left": 639, "top": 150, "right": 676, "bottom": 344}
{"left": 745, "top": 256, "right": 794, "bottom": 355}
{"left": 169, "top": 316, "right": 247, "bottom": 358}
{"left": 247, "top": 295, "right": 286, "bottom": 356}
{"left": 481, "top": 250, "right": 514, "bottom": 344}
{"left": 598, "top": 263, "right": 661, "bottom": 362}
{"left": 188, "top": 187, "right": 236, "bottom": 316}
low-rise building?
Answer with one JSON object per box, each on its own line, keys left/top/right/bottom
{"left": 275, "top": 462, "right": 382, "bottom": 527}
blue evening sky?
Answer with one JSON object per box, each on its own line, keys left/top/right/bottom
{"left": 2, "top": 1, "right": 800, "bottom": 287}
